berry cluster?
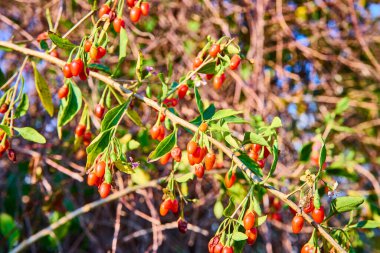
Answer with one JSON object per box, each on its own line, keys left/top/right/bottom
{"left": 75, "top": 124, "right": 92, "bottom": 147}
{"left": 243, "top": 211, "right": 258, "bottom": 245}
{"left": 247, "top": 143, "right": 270, "bottom": 168}
{"left": 192, "top": 42, "right": 241, "bottom": 90}
{"left": 208, "top": 236, "right": 234, "bottom": 253}
{"left": 87, "top": 161, "right": 112, "bottom": 198}
{"left": 0, "top": 130, "right": 16, "bottom": 162}
{"left": 292, "top": 196, "right": 325, "bottom": 234}
{"left": 127, "top": 1, "right": 150, "bottom": 23}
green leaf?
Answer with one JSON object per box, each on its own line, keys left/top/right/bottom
{"left": 335, "top": 97, "right": 349, "bottom": 115}
{"left": 119, "top": 28, "right": 128, "bottom": 60}
{"left": 319, "top": 139, "right": 326, "bottom": 169}
{"left": 248, "top": 132, "right": 269, "bottom": 147}
{"left": 299, "top": 142, "right": 313, "bottom": 162}
{"left": 0, "top": 69, "right": 6, "bottom": 87}
{"left": 136, "top": 50, "right": 143, "bottom": 82}
{"left": 223, "top": 116, "right": 247, "bottom": 124}
{"left": 348, "top": 220, "right": 380, "bottom": 229}
{"left": 213, "top": 201, "right": 224, "bottom": 219}
{"left": 257, "top": 215, "right": 267, "bottom": 226}
{"left": 32, "top": 62, "right": 54, "bottom": 116}
{"left": 223, "top": 198, "right": 235, "bottom": 217}
{"left": 126, "top": 109, "right": 142, "bottom": 126}
{"left": 88, "top": 63, "right": 112, "bottom": 74}
{"left": 238, "top": 153, "right": 263, "bottom": 177}
{"left": 48, "top": 31, "right": 76, "bottom": 51}
{"left": 330, "top": 196, "right": 364, "bottom": 214}
{"left": 127, "top": 139, "right": 140, "bottom": 150}
{"left": 262, "top": 142, "right": 278, "bottom": 183}
{"left": 131, "top": 168, "right": 151, "bottom": 185}
{"left": 176, "top": 172, "right": 194, "bottom": 183}
{"left": 189, "top": 104, "right": 215, "bottom": 126}
{"left": 0, "top": 213, "right": 20, "bottom": 247}
{"left": 58, "top": 81, "right": 82, "bottom": 127}
{"left": 226, "top": 42, "right": 240, "bottom": 54}
{"left": 114, "top": 160, "right": 134, "bottom": 174}
{"left": 148, "top": 130, "right": 177, "bottom": 162}
{"left": 14, "top": 127, "right": 46, "bottom": 144}
{"left": 0, "top": 125, "right": 12, "bottom": 136}
{"left": 198, "top": 62, "right": 217, "bottom": 74}
{"left": 48, "top": 32, "right": 76, "bottom": 50}
{"left": 232, "top": 231, "right": 248, "bottom": 241}
{"left": 225, "top": 134, "right": 240, "bottom": 149}
{"left": 101, "top": 102, "right": 128, "bottom": 132}
{"left": 40, "top": 40, "right": 49, "bottom": 50}
{"left": 86, "top": 128, "right": 114, "bottom": 168}
{"left": 210, "top": 109, "right": 242, "bottom": 121}
{"left": 14, "top": 93, "right": 29, "bottom": 118}
{"left": 194, "top": 87, "right": 204, "bottom": 119}
{"left": 270, "top": 117, "right": 282, "bottom": 128}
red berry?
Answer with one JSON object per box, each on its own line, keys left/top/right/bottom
{"left": 150, "top": 125, "right": 160, "bottom": 140}
{"left": 160, "top": 152, "right": 171, "bottom": 165}
{"left": 36, "top": 32, "right": 48, "bottom": 42}
{"left": 193, "top": 57, "right": 203, "bottom": 69}
{"left": 95, "top": 161, "right": 106, "bottom": 178}
{"left": 257, "top": 159, "right": 265, "bottom": 168}
{"left": 160, "top": 199, "right": 172, "bottom": 216}
{"left": 252, "top": 143, "right": 262, "bottom": 154}
{"left": 7, "top": 148, "right": 16, "bottom": 162}
{"left": 50, "top": 50, "right": 59, "bottom": 58}
{"left": 127, "top": 0, "right": 136, "bottom": 7}
{"left": 263, "top": 147, "right": 270, "bottom": 158}
{"left": 177, "top": 218, "right": 188, "bottom": 233}
{"left": 171, "top": 98, "right": 178, "bottom": 106}
{"left": 0, "top": 104, "right": 8, "bottom": 114}
{"left": 97, "top": 47, "right": 106, "bottom": 59}
{"left": 171, "top": 147, "right": 182, "bottom": 162}
{"left": 194, "top": 164, "right": 205, "bottom": 178}
{"left": 199, "top": 122, "right": 208, "bottom": 132}
{"left": 209, "top": 44, "right": 220, "bottom": 58}
{"left": 224, "top": 171, "right": 236, "bottom": 188}
{"left": 243, "top": 211, "right": 256, "bottom": 230}
{"left": 213, "top": 242, "right": 224, "bottom": 253}
{"left": 222, "top": 246, "right": 234, "bottom": 253}
{"left": 70, "top": 59, "right": 84, "bottom": 76}
{"left": 188, "top": 153, "right": 195, "bottom": 165}
{"left": 157, "top": 125, "right": 165, "bottom": 141}
{"left": 206, "top": 74, "right": 214, "bottom": 80}
{"left": 83, "top": 131, "right": 92, "bottom": 146}
{"left": 303, "top": 197, "right": 315, "bottom": 214}
{"left": 204, "top": 153, "right": 216, "bottom": 170}
{"left": 312, "top": 207, "right": 325, "bottom": 224}
{"left": 58, "top": 85, "right": 69, "bottom": 99}
{"left": 113, "top": 17, "right": 125, "bottom": 33}
{"left": 141, "top": 2, "right": 150, "bottom": 16}
{"left": 208, "top": 236, "right": 220, "bottom": 253}
{"left": 62, "top": 63, "right": 73, "bottom": 78}
{"left": 178, "top": 84, "right": 188, "bottom": 99}
{"left": 229, "top": 55, "right": 241, "bottom": 70}
{"left": 98, "top": 4, "right": 111, "bottom": 18}
{"left": 213, "top": 73, "right": 225, "bottom": 90}
{"left": 292, "top": 215, "right": 304, "bottom": 234}
{"left": 87, "top": 173, "right": 99, "bottom": 186}
{"left": 79, "top": 68, "right": 90, "bottom": 81}
{"left": 0, "top": 139, "right": 10, "bottom": 153}
{"left": 84, "top": 40, "right": 92, "bottom": 52}
{"left": 171, "top": 199, "right": 179, "bottom": 213}
{"left": 272, "top": 197, "right": 282, "bottom": 210}
{"left": 89, "top": 46, "right": 98, "bottom": 60}
{"left": 99, "top": 182, "right": 111, "bottom": 198}
{"left": 187, "top": 141, "right": 197, "bottom": 155}
{"left": 246, "top": 227, "right": 258, "bottom": 245}
{"left": 95, "top": 104, "right": 105, "bottom": 119}
{"left": 75, "top": 124, "right": 86, "bottom": 137}
{"left": 130, "top": 7, "right": 141, "bottom": 23}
